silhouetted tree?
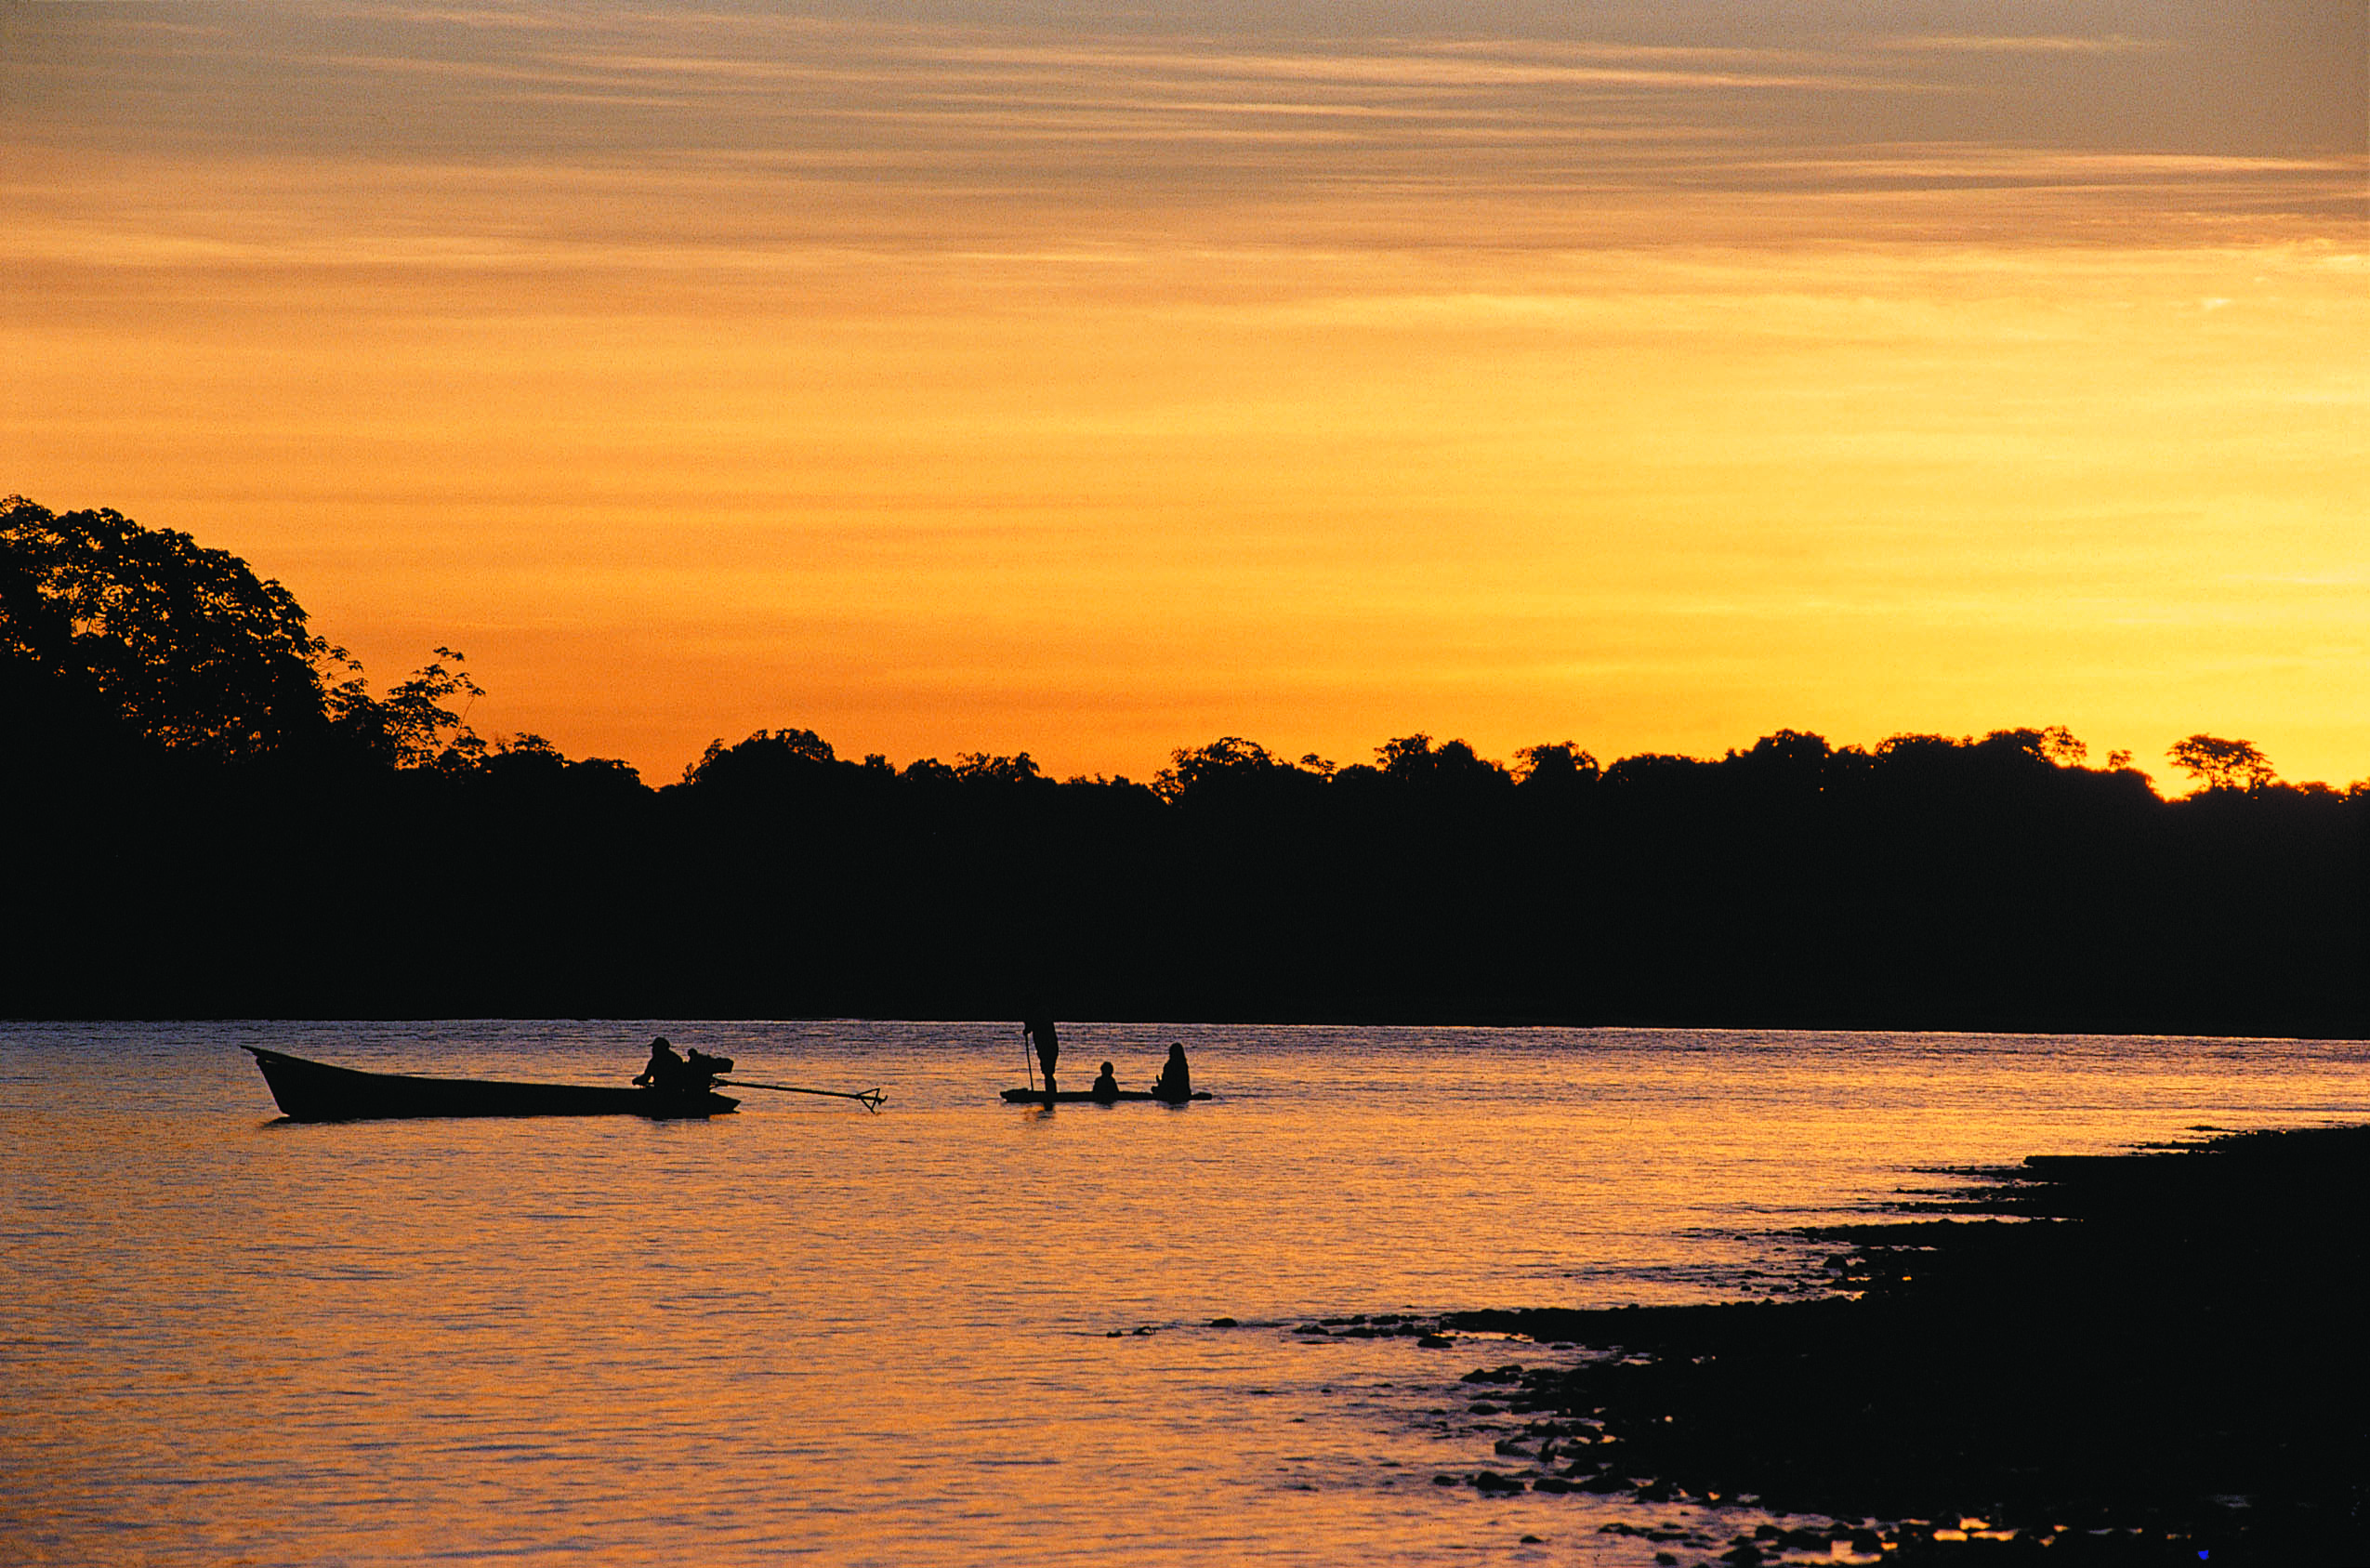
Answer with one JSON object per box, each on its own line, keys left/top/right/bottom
{"left": 1973, "top": 726, "right": 2088, "bottom": 769}
{"left": 2036, "top": 725, "right": 2088, "bottom": 766}
{"left": 0, "top": 496, "right": 495, "bottom": 774}
{"left": 1728, "top": 728, "right": 1833, "bottom": 793}
{"left": 1374, "top": 733, "right": 1511, "bottom": 796}
{"left": 329, "top": 645, "right": 485, "bottom": 770}
{"left": 1602, "top": 752, "right": 1715, "bottom": 790}
{"left": 1155, "top": 736, "right": 1319, "bottom": 809}
{"left": 1, "top": 494, "right": 335, "bottom": 759}
{"left": 1514, "top": 741, "right": 1599, "bottom": 790}
{"left": 682, "top": 726, "right": 836, "bottom": 786}
{"left": 954, "top": 751, "right": 1044, "bottom": 785}
{"left": 2168, "top": 733, "right": 2278, "bottom": 793}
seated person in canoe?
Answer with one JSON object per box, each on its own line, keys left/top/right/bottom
{"left": 635, "top": 1037, "right": 733, "bottom": 1093}
{"left": 1150, "top": 1043, "right": 1192, "bottom": 1103}
{"left": 1090, "top": 1061, "right": 1120, "bottom": 1102}
{"left": 636, "top": 1036, "right": 687, "bottom": 1089}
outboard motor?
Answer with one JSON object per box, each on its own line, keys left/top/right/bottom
{"left": 683, "top": 1049, "right": 734, "bottom": 1087}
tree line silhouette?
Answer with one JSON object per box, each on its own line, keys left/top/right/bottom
{"left": 7, "top": 494, "right": 2363, "bottom": 1032}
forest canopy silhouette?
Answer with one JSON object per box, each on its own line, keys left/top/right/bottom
{"left": 5, "top": 495, "right": 2363, "bottom": 1031}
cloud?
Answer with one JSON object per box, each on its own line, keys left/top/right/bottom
{"left": 1878, "top": 33, "right": 2165, "bottom": 55}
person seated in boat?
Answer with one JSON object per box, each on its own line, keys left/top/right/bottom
{"left": 1025, "top": 1015, "right": 1060, "bottom": 1096}
{"left": 1150, "top": 1042, "right": 1192, "bottom": 1102}
{"left": 683, "top": 1048, "right": 733, "bottom": 1089}
{"left": 635, "top": 1036, "right": 687, "bottom": 1090}
{"left": 1090, "top": 1061, "right": 1120, "bottom": 1101}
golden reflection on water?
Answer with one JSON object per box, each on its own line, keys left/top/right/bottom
{"left": 4, "top": 1021, "right": 2365, "bottom": 1563}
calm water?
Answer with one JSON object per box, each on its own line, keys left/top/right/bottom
{"left": 6, "top": 1022, "right": 2366, "bottom": 1566}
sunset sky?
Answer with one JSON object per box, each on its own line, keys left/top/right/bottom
{"left": 7, "top": 1, "right": 2364, "bottom": 786}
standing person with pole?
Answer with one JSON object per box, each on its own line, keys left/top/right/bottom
{"left": 1024, "top": 1013, "right": 1060, "bottom": 1100}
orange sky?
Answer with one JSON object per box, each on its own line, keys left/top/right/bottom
{"left": 7, "top": 2, "right": 2364, "bottom": 786}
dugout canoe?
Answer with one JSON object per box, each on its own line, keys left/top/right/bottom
{"left": 999, "top": 1087, "right": 1212, "bottom": 1103}
{"left": 244, "top": 1047, "right": 737, "bottom": 1122}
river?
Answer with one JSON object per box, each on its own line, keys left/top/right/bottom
{"left": 5, "top": 1021, "right": 2364, "bottom": 1565}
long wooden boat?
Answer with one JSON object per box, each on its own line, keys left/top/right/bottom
{"left": 1000, "top": 1087, "right": 1212, "bottom": 1104}
{"left": 245, "top": 1047, "right": 737, "bottom": 1122}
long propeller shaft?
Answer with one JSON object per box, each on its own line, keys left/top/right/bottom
{"left": 717, "top": 1078, "right": 886, "bottom": 1113}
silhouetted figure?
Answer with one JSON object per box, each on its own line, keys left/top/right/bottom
{"left": 637, "top": 1038, "right": 732, "bottom": 1094}
{"left": 1026, "top": 1016, "right": 1060, "bottom": 1095}
{"left": 635, "top": 1035, "right": 687, "bottom": 1090}
{"left": 1150, "top": 1042, "right": 1192, "bottom": 1102}
{"left": 1091, "top": 1061, "right": 1119, "bottom": 1101}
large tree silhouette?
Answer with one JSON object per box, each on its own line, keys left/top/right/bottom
{"left": 2, "top": 495, "right": 334, "bottom": 758}
{"left": 2, "top": 496, "right": 493, "bottom": 771}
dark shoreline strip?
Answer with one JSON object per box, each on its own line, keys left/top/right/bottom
{"left": 1442, "top": 1126, "right": 2370, "bottom": 1564}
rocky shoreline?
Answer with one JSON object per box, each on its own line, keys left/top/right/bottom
{"left": 1405, "top": 1125, "right": 2370, "bottom": 1563}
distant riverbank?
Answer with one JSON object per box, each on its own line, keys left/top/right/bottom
{"left": 1425, "top": 1125, "right": 2370, "bottom": 1563}
{"left": 8, "top": 497, "right": 2363, "bottom": 1032}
